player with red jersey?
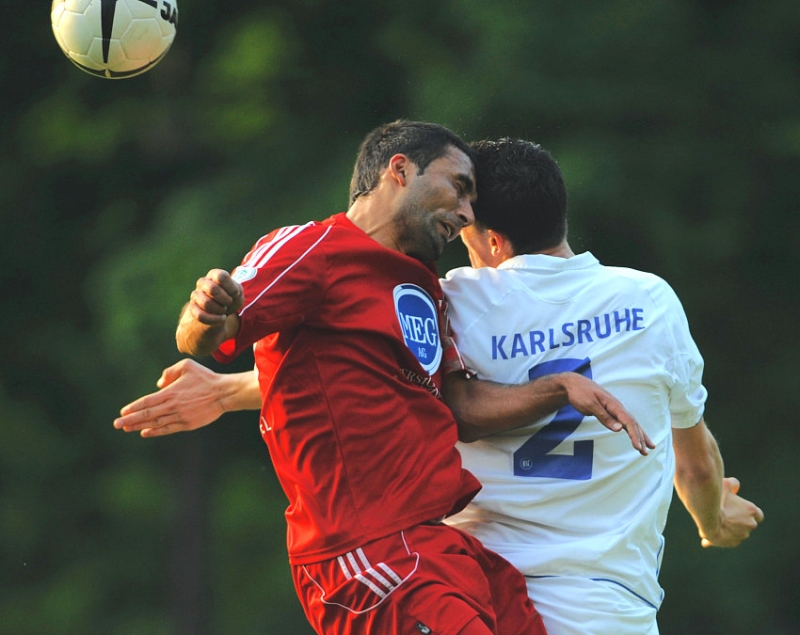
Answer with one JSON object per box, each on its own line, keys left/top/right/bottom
{"left": 155, "top": 121, "right": 649, "bottom": 635}
{"left": 214, "top": 213, "right": 481, "bottom": 563}
{"left": 177, "top": 121, "right": 546, "bottom": 635}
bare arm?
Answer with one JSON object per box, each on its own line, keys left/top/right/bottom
{"left": 114, "top": 359, "right": 261, "bottom": 438}
{"left": 673, "top": 419, "right": 764, "bottom": 547}
{"left": 443, "top": 371, "right": 653, "bottom": 455}
{"left": 176, "top": 268, "right": 244, "bottom": 357}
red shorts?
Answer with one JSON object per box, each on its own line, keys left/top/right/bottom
{"left": 292, "top": 523, "right": 545, "bottom": 635}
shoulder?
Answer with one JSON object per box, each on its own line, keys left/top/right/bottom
{"left": 442, "top": 265, "right": 506, "bottom": 297}
{"left": 603, "top": 264, "right": 680, "bottom": 298}
{"left": 602, "top": 263, "right": 667, "bottom": 287}
{"left": 600, "top": 265, "right": 692, "bottom": 331}
{"left": 441, "top": 266, "right": 514, "bottom": 331}
{"left": 252, "top": 220, "right": 330, "bottom": 249}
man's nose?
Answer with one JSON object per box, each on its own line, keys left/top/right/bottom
{"left": 457, "top": 200, "right": 475, "bottom": 227}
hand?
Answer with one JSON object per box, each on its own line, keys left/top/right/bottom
{"left": 114, "top": 359, "right": 228, "bottom": 438}
{"left": 177, "top": 269, "right": 244, "bottom": 356}
{"left": 561, "top": 372, "right": 655, "bottom": 456}
{"left": 185, "top": 269, "right": 244, "bottom": 326}
{"left": 700, "top": 477, "right": 764, "bottom": 548}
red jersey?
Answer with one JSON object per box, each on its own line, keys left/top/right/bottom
{"left": 214, "top": 213, "right": 481, "bottom": 565}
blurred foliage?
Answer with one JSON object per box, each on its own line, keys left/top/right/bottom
{"left": 1, "top": 0, "right": 797, "bottom": 633}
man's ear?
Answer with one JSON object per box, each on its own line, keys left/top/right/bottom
{"left": 487, "top": 230, "right": 515, "bottom": 263}
{"left": 387, "top": 154, "right": 410, "bottom": 186}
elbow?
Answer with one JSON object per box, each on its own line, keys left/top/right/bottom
{"left": 175, "top": 328, "right": 211, "bottom": 357}
{"left": 446, "top": 392, "right": 482, "bottom": 443}
{"left": 176, "top": 335, "right": 191, "bottom": 355}
{"left": 675, "top": 459, "right": 718, "bottom": 490}
{"left": 444, "top": 373, "right": 479, "bottom": 443}
{"left": 175, "top": 329, "right": 197, "bottom": 356}
{"left": 456, "top": 423, "right": 482, "bottom": 444}
{"left": 453, "top": 408, "right": 492, "bottom": 443}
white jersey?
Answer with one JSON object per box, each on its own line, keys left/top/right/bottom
{"left": 442, "top": 252, "right": 706, "bottom": 615}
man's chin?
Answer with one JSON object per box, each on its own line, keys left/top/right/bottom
{"left": 406, "top": 246, "right": 441, "bottom": 264}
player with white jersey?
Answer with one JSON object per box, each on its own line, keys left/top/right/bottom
{"left": 443, "top": 256, "right": 695, "bottom": 631}
{"left": 440, "top": 138, "right": 763, "bottom": 635}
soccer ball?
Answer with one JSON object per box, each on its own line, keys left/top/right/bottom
{"left": 51, "top": 0, "right": 178, "bottom": 79}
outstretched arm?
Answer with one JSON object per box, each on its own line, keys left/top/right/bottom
{"left": 672, "top": 419, "right": 764, "bottom": 547}
{"left": 114, "top": 359, "right": 261, "bottom": 438}
{"left": 443, "top": 371, "right": 654, "bottom": 455}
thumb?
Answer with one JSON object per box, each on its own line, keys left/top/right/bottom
{"left": 723, "top": 477, "right": 741, "bottom": 496}
{"left": 157, "top": 362, "right": 185, "bottom": 389}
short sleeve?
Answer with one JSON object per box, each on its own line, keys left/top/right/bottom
{"left": 659, "top": 281, "right": 707, "bottom": 429}
{"left": 214, "top": 222, "right": 329, "bottom": 363}
{"left": 439, "top": 299, "right": 473, "bottom": 378}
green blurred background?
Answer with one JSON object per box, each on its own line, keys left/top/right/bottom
{"left": 2, "top": 0, "right": 797, "bottom": 633}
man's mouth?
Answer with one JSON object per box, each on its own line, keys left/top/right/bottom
{"left": 440, "top": 221, "right": 457, "bottom": 242}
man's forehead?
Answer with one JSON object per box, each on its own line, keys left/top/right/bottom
{"left": 435, "top": 146, "right": 476, "bottom": 177}
{"left": 446, "top": 145, "right": 474, "bottom": 167}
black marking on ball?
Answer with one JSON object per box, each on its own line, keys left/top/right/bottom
{"left": 100, "top": 0, "right": 118, "bottom": 63}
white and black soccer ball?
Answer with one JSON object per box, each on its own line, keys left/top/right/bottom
{"left": 51, "top": 0, "right": 178, "bottom": 79}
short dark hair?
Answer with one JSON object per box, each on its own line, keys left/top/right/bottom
{"left": 470, "top": 138, "right": 568, "bottom": 254}
{"left": 349, "top": 120, "right": 475, "bottom": 205}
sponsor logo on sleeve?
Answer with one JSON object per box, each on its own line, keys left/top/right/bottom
{"left": 232, "top": 266, "right": 257, "bottom": 283}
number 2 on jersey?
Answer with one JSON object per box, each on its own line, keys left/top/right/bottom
{"left": 513, "top": 358, "right": 593, "bottom": 480}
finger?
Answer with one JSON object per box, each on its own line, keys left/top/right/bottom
{"left": 197, "top": 275, "right": 240, "bottom": 310}
{"left": 635, "top": 427, "right": 647, "bottom": 455}
{"left": 631, "top": 426, "right": 649, "bottom": 456}
{"left": 121, "top": 410, "right": 184, "bottom": 433}
{"left": 210, "top": 269, "right": 241, "bottom": 295}
{"left": 610, "top": 407, "right": 653, "bottom": 455}
{"left": 140, "top": 422, "right": 186, "bottom": 438}
{"left": 595, "top": 406, "right": 649, "bottom": 455}
{"left": 118, "top": 389, "right": 170, "bottom": 418}
{"left": 117, "top": 417, "right": 153, "bottom": 432}
{"left": 115, "top": 411, "right": 147, "bottom": 429}
{"left": 187, "top": 299, "right": 229, "bottom": 326}
{"left": 119, "top": 398, "right": 149, "bottom": 418}
{"left": 615, "top": 422, "right": 647, "bottom": 456}
{"left": 592, "top": 407, "right": 624, "bottom": 432}
{"left": 114, "top": 403, "right": 183, "bottom": 432}
{"left": 189, "top": 289, "right": 229, "bottom": 318}
{"left": 640, "top": 427, "right": 655, "bottom": 450}
{"left": 754, "top": 506, "right": 765, "bottom": 523}
{"left": 116, "top": 410, "right": 159, "bottom": 431}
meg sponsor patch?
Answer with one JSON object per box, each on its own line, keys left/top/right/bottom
{"left": 393, "top": 284, "right": 442, "bottom": 374}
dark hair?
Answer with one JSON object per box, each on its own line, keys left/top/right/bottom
{"left": 349, "top": 120, "right": 475, "bottom": 205}
{"left": 469, "top": 138, "right": 568, "bottom": 254}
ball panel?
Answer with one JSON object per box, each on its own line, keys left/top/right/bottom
{"left": 106, "top": 52, "right": 170, "bottom": 78}
{"left": 128, "top": 0, "right": 158, "bottom": 19}
{"left": 64, "top": 0, "right": 93, "bottom": 13}
{"left": 111, "top": 1, "right": 133, "bottom": 39}
{"left": 56, "top": 13, "right": 94, "bottom": 55}
{"left": 121, "top": 20, "right": 163, "bottom": 60}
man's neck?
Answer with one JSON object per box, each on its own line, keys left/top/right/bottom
{"left": 535, "top": 241, "right": 574, "bottom": 259}
{"left": 346, "top": 197, "right": 399, "bottom": 252}
{"left": 504, "top": 240, "right": 574, "bottom": 263}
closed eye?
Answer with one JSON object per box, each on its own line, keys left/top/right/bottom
{"left": 456, "top": 174, "right": 476, "bottom": 200}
